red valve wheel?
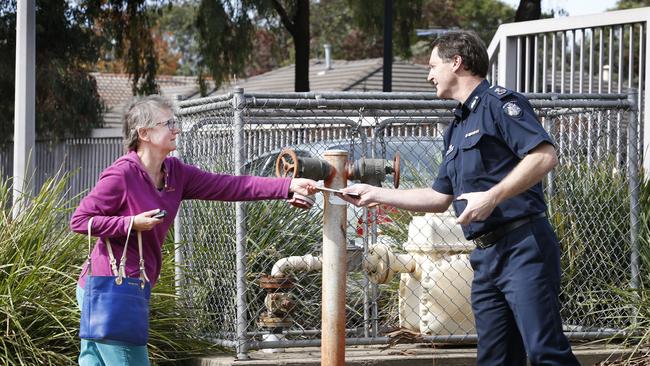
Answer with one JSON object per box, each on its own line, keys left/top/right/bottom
{"left": 393, "top": 152, "right": 401, "bottom": 189}
{"left": 275, "top": 148, "right": 299, "bottom": 178}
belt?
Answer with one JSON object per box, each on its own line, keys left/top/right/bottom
{"left": 473, "top": 212, "right": 547, "bottom": 249}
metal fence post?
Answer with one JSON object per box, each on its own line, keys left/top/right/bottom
{"left": 12, "top": 0, "right": 35, "bottom": 217}
{"left": 627, "top": 90, "right": 640, "bottom": 297}
{"left": 233, "top": 87, "right": 250, "bottom": 360}
{"left": 172, "top": 96, "right": 184, "bottom": 297}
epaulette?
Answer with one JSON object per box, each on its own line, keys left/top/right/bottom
{"left": 487, "top": 86, "right": 513, "bottom": 99}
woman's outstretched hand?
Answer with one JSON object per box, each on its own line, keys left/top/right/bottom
{"left": 289, "top": 178, "right": 319, "bottom": 196}
{"left": 287, "top": 178, "right": 318, "bottom": 210}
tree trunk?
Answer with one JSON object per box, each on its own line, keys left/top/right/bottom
{"left": 293, "top": 0, "right": 310, "bottom": 92}
{"left": 515, "top": 0, "right": 541, "bottom": 91}
{"left": 515, "top": 0, "right": 541, "bottom": 21}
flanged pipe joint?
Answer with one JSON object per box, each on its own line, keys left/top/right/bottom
{"left": 276, "top": 148, "right": 332, "bottom": 181}
{"left": 346, "top": 154, "right": 401, "bottom": 188}
{"left": 257, "top": 275, "right": 296, "bottom": 353}
{"left": 275, "top": 147, "right": 401, "bottom": 188}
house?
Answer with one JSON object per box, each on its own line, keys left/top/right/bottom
{"left": 92, "top": 73, "right": 203, "bottom": 128}
{"left": 211, "top": 58, "right": 433, "bottom": 94}
{"left": 93, "top": 58, "right": 433, "bottom": 127}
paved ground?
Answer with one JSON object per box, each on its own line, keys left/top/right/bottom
{"left": 190, "top": 343, "right": 637, "bottom": 365}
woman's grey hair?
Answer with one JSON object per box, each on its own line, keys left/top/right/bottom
{"left": 122, "top": 95, "right": 173, "bottom": 152}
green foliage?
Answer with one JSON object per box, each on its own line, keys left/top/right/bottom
{"left": 0, "top": 0, "right": 104, "bottom": 143}
{"left": 0, "top": 173, "right": 216, "bottom": 364}
{"left": 157, "top": 1, "right": 202, "bottom": 76}
{"left": 614, "top": 0, "right": 650, "bottom": 10}
{"left": 452, "top": 0, "right": 516, "bottom": 44}
{"left": 598, "top": 174, "right": 650, "bottom": 359}
{"left": 346, "top": 0, "right": 424, "bottom": 59}
{"left": 86, "top": 0, "right": 162, "bottom": 96}
{"left": 0, "top": 175, "right": 83, "bottom": 364}
{"left": 180, "top": 197, "right": 325, "bottom": 337}
{"left": 245, "top": 200, "right": 322, "bottom": 276}
{"left": 311, "top": 0, "right": 378, "bottom": 60}
{"left": 348, "top": 0, "right": 516, "bottom": 62}
{"left": 195, "top": 0, "right": 255, "bottom": 88}
{"left": 245, "top": 199, "right": 324, "bottom": 331}
{"left": 195, "top": 0, "right": 311, "bottom": 90}
{"left": 0, "top": 0, "right": 166, "bottom": 143}
{"left": 149, "top": 232, "right": 221, "bottom": 363}
{"left": 549, "top": 160, "right": 633, "bottom": 329}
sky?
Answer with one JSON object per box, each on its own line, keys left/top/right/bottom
{"left": 500, "top": 0, "right": 620, "bottom": 17}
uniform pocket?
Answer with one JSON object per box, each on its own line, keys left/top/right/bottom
{"left": 443, "top": 146, "right": 459, "bottom": 188}
{"left": 460, "top": 133, "right": 487, "bottom": 178}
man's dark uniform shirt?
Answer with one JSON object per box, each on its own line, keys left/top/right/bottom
{"left": 432, "top": 80, "right": 554, "bottom": 240}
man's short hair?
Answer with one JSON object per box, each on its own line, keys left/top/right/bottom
{"left": 431, "top": 31, "right": 489, "bottom": 78}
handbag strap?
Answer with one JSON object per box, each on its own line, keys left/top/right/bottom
{"left": 137, "top": 231, "right": 150, "bottom": 283}
{"left": 87, "top": 218, "right": 94, "bottom": 275}
{"left": 87, "top": 216, "right": 148, "bottom": 285}
{"left": 114, "top": 216, "right": 134, "bottom": 278}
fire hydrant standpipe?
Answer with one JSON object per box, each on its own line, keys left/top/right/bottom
{"left": 321, "top": 150, "right": 348, "bottom": 366}
{"left": 272, "top": 147, "right": 401, "bottom": 362}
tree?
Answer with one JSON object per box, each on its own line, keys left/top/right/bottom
{"left": 0, "top": 0, "right": 104, "bottom": 143}
{"left": 515, "top": 0, "right": 541, "bottom": 89}
{"left": 196, "top": 0, "right": 311, "bottom": 92}
{"left": 347, "top": 0, "right": 424, "bottom": 59}
{"left": 345, "top": 0, "right": 516, "bottom": 65}
{"left": 515, "top": 0, "right": 541, "bottom": 21}
{"left": 156, "top": 1, "right": 201, "bottom": 76}
{"left": 613, "top": 0, "right": 650, "bottom": 9}
{"left": 86, "top": 0, "right": 162, "bottom": 95}
{"left": 1, "top": 0, "right": 177, "bottom": 142}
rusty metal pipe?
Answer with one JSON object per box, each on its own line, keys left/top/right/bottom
{"left": 321, "top": 150, "right": 348, "bottom": 366}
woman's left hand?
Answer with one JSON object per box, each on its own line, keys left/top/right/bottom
{"left": 289, "top": 178, "right": 319, "bottom": 196}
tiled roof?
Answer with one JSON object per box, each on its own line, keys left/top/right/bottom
{"left": 211, "top": 58, "right": 433, "bottom": 94}
{"left": 93, "top": 73, "right": 204, "bottom": 128}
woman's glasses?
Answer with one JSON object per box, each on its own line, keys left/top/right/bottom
{"left": 156, "top": 117, "right": 179, "bottom": 130}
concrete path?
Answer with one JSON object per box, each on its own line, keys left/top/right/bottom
{"left": 191, "top": 344, "right": 636, "bottom": 365}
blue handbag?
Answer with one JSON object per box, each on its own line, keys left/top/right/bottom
{"left": 79, "top": 217, "right": 152, "bottom": 346}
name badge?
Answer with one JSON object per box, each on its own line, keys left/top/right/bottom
{"left": 465, "top": 129, "right": 480, "bottom": 138}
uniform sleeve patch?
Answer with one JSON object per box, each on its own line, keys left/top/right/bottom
{"left": 488, "top": 86, "right": 513, "bottom": 99}
{"left": 503, "top": 101, "right": 522, "bottom": 117}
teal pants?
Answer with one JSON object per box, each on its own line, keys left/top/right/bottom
{"left": 76, "top": 286, "right": 150, "bottom": 366}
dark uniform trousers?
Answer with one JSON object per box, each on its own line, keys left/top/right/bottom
{"left": 469, "top": 216, "right": 581, "bottom": 366}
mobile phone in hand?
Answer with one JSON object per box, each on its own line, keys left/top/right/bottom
{"left": 152, "top": 210, "right": 167, "bottom": 219}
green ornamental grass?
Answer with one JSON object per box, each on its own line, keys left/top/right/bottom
{"left": 0, "top": 173, "right": 217, "bottom": 365}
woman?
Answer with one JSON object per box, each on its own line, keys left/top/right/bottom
{"left": 70, "top": 95, "right": 317, "bottom": 365}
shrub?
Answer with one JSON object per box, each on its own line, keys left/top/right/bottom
{"left": 549, "top": 160, "right": 633, "bottom": 329}
{"left": 0, "top": 173, "right": 216, "bottom": 365}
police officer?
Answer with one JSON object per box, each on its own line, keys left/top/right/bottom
{"left": 340, "top": 31, "right": 580, "bottom": 366}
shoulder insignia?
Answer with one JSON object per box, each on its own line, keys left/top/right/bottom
{"left": 488, "top": 86, "right": 513, "bottom": 99}
{"left": 503, "top": 101, "right": 522, "bottom": 117}
{"left": 469, "top": 96, "right": 480, "bottom": 111}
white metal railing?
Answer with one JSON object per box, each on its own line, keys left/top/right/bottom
{"left": 487, "top": 7, "right": 650, "bottom": 173}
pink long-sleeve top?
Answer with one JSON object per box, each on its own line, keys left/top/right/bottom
{"left": 70, "top": 151, "right": 292, "bottom": 288}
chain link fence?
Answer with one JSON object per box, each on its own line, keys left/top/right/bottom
{"left": 175, "top": 90, "right": 640, "bottom": 358}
